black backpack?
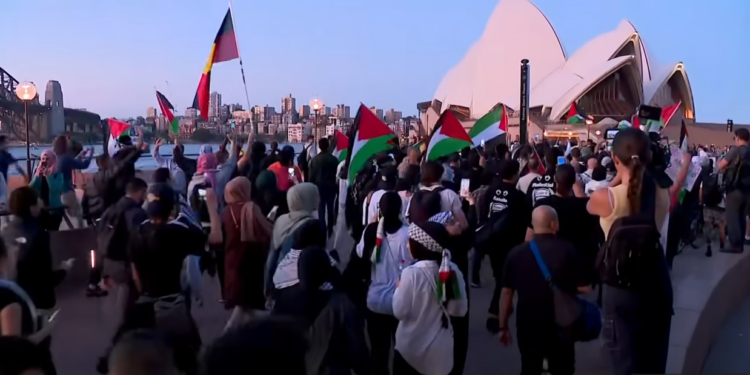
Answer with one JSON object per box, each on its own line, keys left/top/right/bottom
{"left": 96, "top": 205, "right": 129, "bottom": 261}
{"left": 702, "top": 173, "right": 723, "bottom": 207}
{"left": 408, "top": 187, "right": 444, "bottom": 224}
{"left": 597, "top": 179, "right": 662, "bottom": 288}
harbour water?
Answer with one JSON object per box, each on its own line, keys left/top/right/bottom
{"left": 6, "top": 142, "right": 306, "bottom": 175}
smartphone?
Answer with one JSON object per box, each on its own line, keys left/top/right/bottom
{"left": 557, "top": 156, "right": 566, "bottom": 166}
{"left": 48, "top": 309, "right": 60, "bottom": 323}
{"left": 198, "top": 189, "right": 207, "bottom": 198}
{"left": 459, "top": 178, "right": 471, "bottom": 198}
{"left": 267, "top": 206, "right": 279, "bottom": 221}
{"left": 480, "top": 139, "right": 486, "bottom": 147}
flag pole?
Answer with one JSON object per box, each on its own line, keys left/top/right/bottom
{"left": 228, "top": 0, "right": 255, "bottom": 135}
{"left": 165, "top": 81, "right": 177, "bottom": 116}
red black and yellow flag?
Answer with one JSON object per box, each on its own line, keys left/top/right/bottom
{"left": 192, "top": 9, "right": 240, "bottom": 120}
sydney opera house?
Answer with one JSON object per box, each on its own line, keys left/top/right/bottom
{"left": 417, "top": 0, "right": 737, "bottom": 144}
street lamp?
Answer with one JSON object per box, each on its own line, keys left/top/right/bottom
{"left": 15, "top": 82, "right": 37, "bottom": 175}
{"left": 310, "top": 98, "right": 323, "bottom": 143}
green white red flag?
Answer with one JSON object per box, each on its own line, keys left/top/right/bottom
{"left": 425, "top": 110, "right": 472, "bottom": 161}
{"left": 345, "top": 104, "right": 396, "bottom": 178}
{"left": 468, "top": 105, "right": 508, "bottom": 147}
{"left": 333, "top": 129, "right": 349, "bottom": 162}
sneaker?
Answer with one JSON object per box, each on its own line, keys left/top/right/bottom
{"left": 86, "top": 284, "right": 108, "bottom": 298}
{"left": 486, "top": 316, "right": 500, "bottom": 334}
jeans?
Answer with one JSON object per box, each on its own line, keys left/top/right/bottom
{"left": 725, "top": 189, "right": 750, "bottom": 249}
{"left": 602, "top": 285, "right": 671, "bottom": 375}
{"left": 317, "top": 184, "right": 337, "bottom": 232}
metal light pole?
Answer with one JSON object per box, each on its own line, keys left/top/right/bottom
{"left": 15, "top": 82, "right": 37, "bottom": 175}
{"left": 519, "top": 59, "right": 530, "bottom": 145}
{"left": 310, "top": 98, "right": 324, "bottom": 143}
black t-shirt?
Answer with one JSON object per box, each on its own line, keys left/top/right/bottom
{"left": 481, "top": 181, "right": 530, "bottom": 251}
{"left": 129, "top": 221, "right": 205, "bottom": 298}
{"left": 0, "top": 286, "right": 35, "bottom": 335}
{"left": 526, "top": 173, "right": 556, "bottom": 207}
{"left": 528, "top": 195, "right": 602, "bottom": 264}
{"left": 502, "top": 234, "right": 587, "bottom": 327}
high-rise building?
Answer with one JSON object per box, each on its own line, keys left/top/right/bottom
{"left": 281, "top": 94, "right": 296, "bottom": 114}
{"left": 147, "top": 107, "right": 157, "bottom": 118}
{"left": 335, "top": 104, "right": 350, "bottom": 119}
{"left": 185, "top": 108, "right": 198, "bottom": 118}
{"left": 385, "top": 109, "right": 402, "bottom": 123}
{"left": 208, "top": 91, "right": 222, "bottom": 119}
{"left": 287, "top": 123, "right": 304, "bottom": 143}
{"left": 44, "top": 80, "right": 64, "bottom": 138}
{"left": 298, "top": 104, "right": 310, "bottom": 119}
{"left": 376, "top": 109, "right": 384, "bottom": 120}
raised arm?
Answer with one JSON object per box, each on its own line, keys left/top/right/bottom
{"left": 152, "top": 138, "right": 168, "bottom": 166}
{"left": 237, "top": 133, "right": 253, "bottom": 172}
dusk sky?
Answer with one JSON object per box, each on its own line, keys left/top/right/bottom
{"left": 3, "top": 0, "right": 749, "bottom": 123}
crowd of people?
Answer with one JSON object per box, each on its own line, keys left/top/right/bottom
{"left": 0, "top": 123, "right": 749, "bottom": 375}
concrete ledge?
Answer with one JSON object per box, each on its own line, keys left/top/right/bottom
{"left": 667, "top": 247, "right": 750, "bottom": 374}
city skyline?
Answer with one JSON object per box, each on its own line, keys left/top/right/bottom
{"left": 3, "top": 0, "right": 749, "bottom": 122}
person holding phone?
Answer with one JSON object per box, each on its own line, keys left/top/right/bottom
{"left": 267, "top": 146, "right": 302, "bottom": 192}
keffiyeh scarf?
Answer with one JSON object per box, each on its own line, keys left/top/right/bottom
{"left": 408, "top": 222, "right": 460, "bottom": 303}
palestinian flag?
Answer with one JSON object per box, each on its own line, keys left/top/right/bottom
{"left": 333, "top": 129, "right": 349, "bottom": 162}
{"left": 156, "top": 90, "right": 179, "bottom": 135}
{"left": 638, "top": 101, "right": 682, "bottom": 132}
{"left": 566, "top": 102, "right": 585, "bottom": 124}
{"left": 345, "top": 104, "right": 395, "bottom": 179}
{"left": 660, "top": 101, "right": 682, "bottom": 130}
{"left": 468, "top": 105, "right": 508, "bottom": 147}
{"left": 425, "top": 110, "right": 472, "bottom": 161}
{"left": 106, "top": 118, "right": 132, "bottom": 155}
{"left": 679, "top": 120, "right": 689, "bottom": 153}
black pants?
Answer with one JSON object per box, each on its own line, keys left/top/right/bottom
{"left": 470, "top": 249, "right": 484, "bottom": 284}
{"left": 366, "top": 310, "right": 399, "bottom": 375}
{"left": 393, "top": 351, "right": 422, "bottom": 375}
{"left": 517, "top": 325, "right": 575, "bottom": 375}
{"left": 39, "top": 336, "right": 57, "bottom": 375}
{"left": 210, "top": 244, "right": 226, "bottom": 299}
{"left": 602, "top": 286, "right": 671, "bottom": 375}
{"left": 449, "top": 315, "right": 469, "bottom": 375}
{"left": 725, "top": 189, "right": 750, "bottom": 249}
{"left": 487, "top": 251, "right": 506, "bottom": 316}
{"left": 318, "top": 184, "right": 337, "bottom": 232}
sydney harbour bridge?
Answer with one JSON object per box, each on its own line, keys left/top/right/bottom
{"left": 0, "top": 65, "right": 102, "bottom": 144}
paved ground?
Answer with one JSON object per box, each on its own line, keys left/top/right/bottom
{"left": 50, "top": 255, "right": 611, "bottom": 375}
{"left": 703, "top": 291, "right": 750, "bottom": 373}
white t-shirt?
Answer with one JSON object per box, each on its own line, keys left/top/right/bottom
{"left": 412, "top": 185, "right": 463, "bottom": 221}
{"left": 517, "top": 172, "right": 541, "bottom": 194}
{"left": 365, "top": 190, "right": 388, "bottom": 225}
{"left": 585, "top": 180, "right": 609, "bottom": 196}
{"left": 393, "top": 261, "right": 468, "bottom": 375}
